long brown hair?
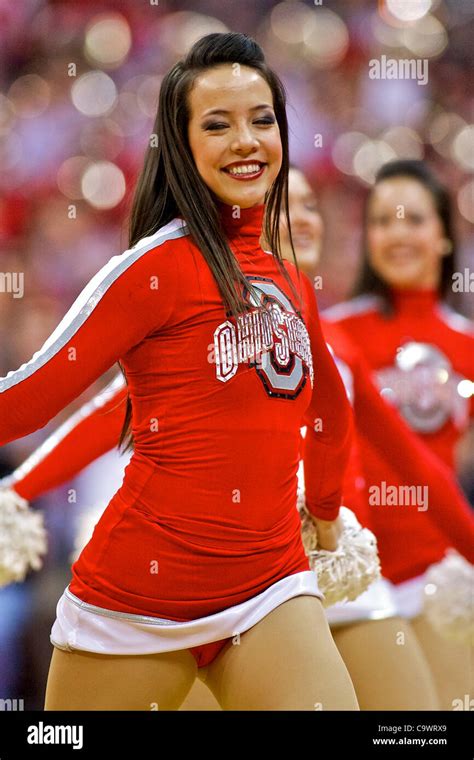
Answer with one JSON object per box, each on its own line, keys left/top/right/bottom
{"left": 118, "top": 32, "right": 301, "bottom": 452}
{"left": 353, "top": 159, "right": 457, "bottom": 315}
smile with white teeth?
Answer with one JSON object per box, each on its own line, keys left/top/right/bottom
{"left": 223, "top": 163, "right": 265, "bottom": 176}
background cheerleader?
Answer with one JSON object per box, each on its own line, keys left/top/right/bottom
{"left": 324, "top": 159, "right": 474, "bottom": 709}
{"left": 279, "top": 165, "right": 474, "bottom": 710}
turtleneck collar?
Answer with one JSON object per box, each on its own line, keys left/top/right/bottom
{"left": 390, "top": 286, "right": 438, "bottom": 316}
{"left": 216, "top": 199, "right": 265, "bottom": 249}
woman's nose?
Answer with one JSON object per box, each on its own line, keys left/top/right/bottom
{"left": 389, "top": 218, "right": 411, "bottom": 239}
{"left": 230, "top": 125, "right": 260, "bottom": 152}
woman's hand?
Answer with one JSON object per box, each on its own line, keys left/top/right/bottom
{"left": 312, "top": 514, "right": 343, "bottom": 552}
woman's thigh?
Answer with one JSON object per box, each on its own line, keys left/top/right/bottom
{"left": 179, "top": 679, "right": 222, "bottom": 710}
{"left": 44, "top": 645, "right": 198, "bottom": 711}
{"left": 332, "top": 617, "right": 439, "bottom": 710}
{"left": 411, "top": 613, "right": 473, "bottom": 711}
{"left": 204, "top": 595, "right": 359, "bottom": 711}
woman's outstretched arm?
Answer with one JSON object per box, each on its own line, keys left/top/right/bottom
{"left": 0, "top": 373, "right": 128, "bottom": 501}
{"left": 0, "top": 225, "right": 180, "bottom": 446}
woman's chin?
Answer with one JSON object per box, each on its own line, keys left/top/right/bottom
{"left": 384, "top": 275, "right": 423, "bottom": 290}
{"left": 295, "top": 248, "right": 320, "bottom": 271}
{"left": 213, "top": 180, "right": 269, "bottom": 208}
{"left": 376, "top": 264, "right": 426, "bottom": 290}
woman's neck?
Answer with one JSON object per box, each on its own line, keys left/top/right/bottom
{"left": 216, "top": 200, "right": 265, "bottom": 247}
{"left": 389, "top": 285, "right": 439, "bottom": 316}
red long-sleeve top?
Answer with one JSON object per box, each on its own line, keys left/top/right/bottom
{"left": 324, "top": 289, "right": 474, "bottom": 582}
{"left": 0, "top": 201, "right": 352, "bottom": 619}
{"left": 4, "top": 313, "right": 473, "bottom": 588}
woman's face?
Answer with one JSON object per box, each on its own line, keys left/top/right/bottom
{"left": 187, "top": 64, "right": 282, "bottom": 208}
{"left": 366, "top": 177, "right": 450, "bottom": 289}
{"left": 279, "top": 168, "right": 323, "bottom": 276}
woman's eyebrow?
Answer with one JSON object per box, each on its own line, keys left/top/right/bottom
{"left": 202, "top": 103, "right": 274, "bottom": 117}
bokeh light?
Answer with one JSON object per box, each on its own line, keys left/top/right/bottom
{"left": 457, "top": 181, "right": 474, "bottom": 224}
{"left": 386, "top": 0, "right": 432, "bottom": 23}
{"left": 332, "top": 132, "right": 368, "bottom": 176}
{"left": 8, "top": 75, "right": 51, "bottom": 118}
{"left": 428, "top": 111, "right": 466, "bottom": 158}
{"left": 56, "top": 156, "right": 91, "bottom": 199}
{"left": 457, "top": 379, "right": 474, "bottom": 399}
{"left": 81, "top": 160, "right": 126, "bottom": 209}
{"left": 159, "top": 12, "right": 228, "bottom": 56}
{"left": 353, "top": 139, "right": 397, "bottom": 184}
{"left": 451, "top": 125, "right": 474, "bottom": 172}
{"left": 303, "top": 9, "right": 349, "bottom": 68}
{"left": 270, "top": 1, "right": 316, "bottom": 44}
{"left": 402, "top": 14, "right": 448, "bottom": 58}
{"left": 84, "top": 14, "right": 132, "bottom": 69}
{"left": 71, "top": 71, "right": 117, "bottom": 117}
{"left": 381, "top": 126, "right": 424, "bottom": 159}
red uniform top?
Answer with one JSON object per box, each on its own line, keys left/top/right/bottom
{"left": 324, "top": 289, "right": 474, "bottom": 582}
{"left": 4, "top": 314, "right": 473, "bottom": 590}
{"left": 0, "top": 202, "right": 352, "bottom": 620}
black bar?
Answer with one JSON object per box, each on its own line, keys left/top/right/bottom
{"left": 0, "top": 710, "right": 471, "bottom": 757}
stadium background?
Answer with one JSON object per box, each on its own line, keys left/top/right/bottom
{"left": 0, "top": 0, "right": 472, "bottom": 708}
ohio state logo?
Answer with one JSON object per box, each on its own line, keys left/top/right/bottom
{"left": 213, "top": 276, "right": 313, "bottom": 399}
{"left": 376, "top": 341, "right": 469, "bottom": 433}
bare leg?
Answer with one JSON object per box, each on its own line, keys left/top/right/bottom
{"left": 332, "top": 617, "right": 439, "bottom": 710}
{"left": 44, "top": 646, "right": 197, "bottom": 711}
{"left": 411, "top": 613, "right": 473, "bottom": 710}
{"left": 179, "top": 679, "right": 222, "bottom": 710}
{"left": 204, "top": 595, "right": 359, "bottom": 710}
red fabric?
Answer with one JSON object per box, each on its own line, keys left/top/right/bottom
{"left": 0, "top": 201, "right": 352, "bottom": 620}
{"left": 12, "top": 382, "right": 128, "bottom": 502}
{"left": 324, "top": 290, "right": 474, "bottom": 583}
{"left": 7, "top": 293, "right": 473, "bottom": 590}
{"left": 189, "top": 637, "right": 231, "bottom": 668}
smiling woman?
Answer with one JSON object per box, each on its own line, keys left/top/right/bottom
{"left": 187, "top": 66, "right": 281, "bottom": 207}
{"left": 325, "top": 160, "right": 474, "bottom": 709}
{"left": 0, "top": 32, "right": 358, "bottom": 711}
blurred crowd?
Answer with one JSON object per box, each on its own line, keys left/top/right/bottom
{"left": 0, "top": 0, "right": 472, "bottom": 707}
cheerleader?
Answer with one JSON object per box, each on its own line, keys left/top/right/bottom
{"left": 324, "top": 159, "right": 474, "bottom": 709}
{"left": 0, "top": 33, "right": 358, "bottom": 711}
{"left": 278, "top": 165, "right": 474, "bottom": 709}
{"left": 5, "top": 165, "right": 474, "bottom": 711}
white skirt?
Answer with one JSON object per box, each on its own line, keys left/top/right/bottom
{"left": 326, "top": 577, "right": 397, "bottom": 627}
{"left": 391, "top": 574, "right": 426, "bottom": 619}
{"left": 50, "top": 570, "right": 323, "bottom": 655}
